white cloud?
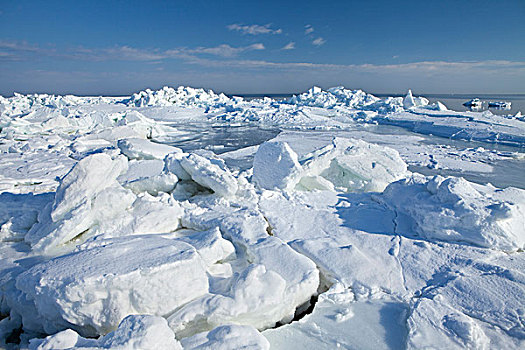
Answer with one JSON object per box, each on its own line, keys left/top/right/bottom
{"left": 227, "top": 23, "right": 282, "bottom": 35}
{"left": 282, "top": 42, "right": 295, "bottom": 50}
{"left": 182, "top": 56, "right": 525, "bottom": 76}
{"left": 312, "top": 37, "right": 326, "bottom": 46}
{"left": 0, "top": 40, "right": 265, "bottom": 62}
{"left": 95, "top": 46, "right": 167, "bottom": 61}
{"left": 187, "top": 43, "right": 265, "bottom": 57}
{"left": 0, "top": 40, "right": 41, "bottom": 52}
{"left": 3, "top": 40, "right": 524, "bottom": 88}
{"left": 304, "top": 25, "right": 314, "bottom": 34}
{"left": 250, "top": 43, "right": 266, "bottom": 50}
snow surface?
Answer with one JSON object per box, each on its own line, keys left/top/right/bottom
{"left": 0, "top": 85, "right": 524, "bottom": 349}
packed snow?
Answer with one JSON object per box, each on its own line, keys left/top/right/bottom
{"left": 0, "top": 86, "right": 524, "bottom": 349}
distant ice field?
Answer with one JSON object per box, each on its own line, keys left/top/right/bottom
{"left": 160, "top": 121, "right": 525, "bottom": 189}
{"left": 240, "top": 93, "right": 525, "bottom": 116}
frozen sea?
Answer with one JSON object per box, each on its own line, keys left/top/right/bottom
{"left": 162, "top": 122, "right": 525, "bottom": 189}
{"left": 240, "top": 92, "right": 525, "bottom": 116}
{"left": 0, "top": 86, "right": 524, "bottom": 349}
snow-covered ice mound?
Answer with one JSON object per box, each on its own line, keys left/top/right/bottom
{"left": 15, "top": 235, "right": 210, "bottom": 336}
{"left": 254, "top": 137, "right": 409, "bottom": 192}
{"left": 381, "top": 175, "right": 525, "bottom": 251}
{"left": 287, "top": 86, "right": 379, "bottom": 109}
{"left": 28, "top": 315, "right": 182, "bottom": 350}
{"left": 124, "top": 86, "right": 231, "bottom": 107}
{"left": 24, "top": 153, "right": 135, "bottom": 254}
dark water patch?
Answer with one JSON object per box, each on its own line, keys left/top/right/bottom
{"left": 162, "top": 123, "right": 280, "bottom": 154}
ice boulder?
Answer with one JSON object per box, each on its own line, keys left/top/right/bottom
{"left": 178, "top": 227, "right": 236, "bottom": 266}
{"left": 118, "top": 138, "right": 182, "bottom": 160}
{"left": 381, "top": 175, "right": 525, "bottom": 250}
{"left": 24, "top": 153, "right": 136, "bottom": 254}
{"left": 181, "top": 324, "right": 269, "bottom": 350}
{"left": 165, "top": 153, "right": 192, "bottom": 180}
{"left": 94, "top": 193, "right": 185, "bottom": 238}
{"left": 287, "top": 86, "right": 379, "bottom": 109}
{"left": 118, "top": 159, "right": 178, "bottom": 195}
{"left": 29, "top": 315, "right": 182, "bottom": 350}
{"left": 308, "top": 138, "right": 409, "bottom": 192}
{"left": 51, "top": 153, "right": 128, "bottom": 220}
{"left": 253, "top": 141, "right": 303, "bottom": 190}
{"left": 403, "top": 89, "right": 429, "bottom": 109}
{"left": 168, "top": 264, "right": 287, "bottom": 338}
{"left": 168, "top": 237, "right": 319, "bottom": 338}
{"left": 99, "top": 315, "right": 182, "bottom": 350}
{"left": 124, "top": 86, "right": 231, "bottom": 108}
{"left": 180, "top": 153, "right": 238, "bottom": 197}
{"left": 429, "top": 101, "right": 448, "bottom": 111}
{"left": 254, "top": 137, "right": 408, "bottom": 193}
{"left": 15, "top": 236, "right": 209, "bottom": 337}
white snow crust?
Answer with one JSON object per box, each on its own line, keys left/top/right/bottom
{"left": 1, "top": 85, "right": 524, "bottom": 349}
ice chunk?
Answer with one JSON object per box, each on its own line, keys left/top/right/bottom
{"left": 313, "top": 138, "right": 409, "bottom": 192}
{"left": 178, "top": 227, "right": 236, "bottom": 266}
{"left": 100, "top": 315, "right": 182, "bottom": 350}
{"left": 118, "top": 138, "right": 182, "bottom": 160}
{"left": 253, "top": 141, "right": 303, "bottom": 190}
{"left": 117, "top": 110, "right": 178, "bottom": 139}
{"left": 165, "top": 153, "right": 192, "bottom": 180}
{"left": 112, "top": 193, "right": 184, "bottom": 236}
{"left": 124, "top": 86, "right": 231, "bottom": 108}
{"left": 118, "top": 159, "right": 178, "bottom": 195}
{"left": 29, "top": 329, "right": 90, "bottom": 350}
{"left": 181, "top": 324, "right": 269, "bottom": 350}
{"left": 381, "top": 175, "right": 525, "bottom": 250}
{"left": 403, "top": 89, "right": 417, "bottom": 109}
{"left": 167, "top": 264, "right": 287, "bottom": 337}
{"left": 403, "top": 89, "right": 429, "bottom": 109}
{"left": 180, "top": 153, "right": 238, "bottom": 197}
{"left": 25, "top": 154, "right": 136, "bottom": 254}
{"left": 434, "top": 101, "right": 448, "bottom": 111}
{"left": 15, "top": 236, "right": 208, "bottom": 336}
{"left": 168, "top": 236, "right": 319, "bottom": 337}
{"left": 254, "top": 137, "right": 408, "bottom": 193}
{"left": 51, "top": 153, "right": 127, "bottom": 221}
{"left": 29, "top": 315, "right": 182, "bottom": 350}
{"left": 287, "top": 86, "right": 379, "bottom": 109}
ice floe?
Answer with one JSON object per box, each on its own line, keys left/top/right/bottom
{"left": 0, "top": 85, "right": 524, "bottom": 349}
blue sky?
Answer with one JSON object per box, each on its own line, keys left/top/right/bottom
{"left": 1, "top": 0, "right": 524, "bottom": 95}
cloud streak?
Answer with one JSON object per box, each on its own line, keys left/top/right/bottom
{"left": 185, "top": 43, "right": 265, "bottom": 57}
{"left": 227, "top": 23, "right": 282, "bottom": 35}
{"left": 312, "top": 37, "right": 326, "bottom": 46}
{"left": 282, "top": 42, "right": 295, "bottom": 50}
{"left": 2, "top": 40, "right": 524, "bottom": 80}
{"left": 0, "top": 40, "right": 266, "bottom": 62}
{"left": 183, "top": 56, "right": 525, "bottom": 75}
{"left": 304, "top": 25, "right": 314, "bottom": 34}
